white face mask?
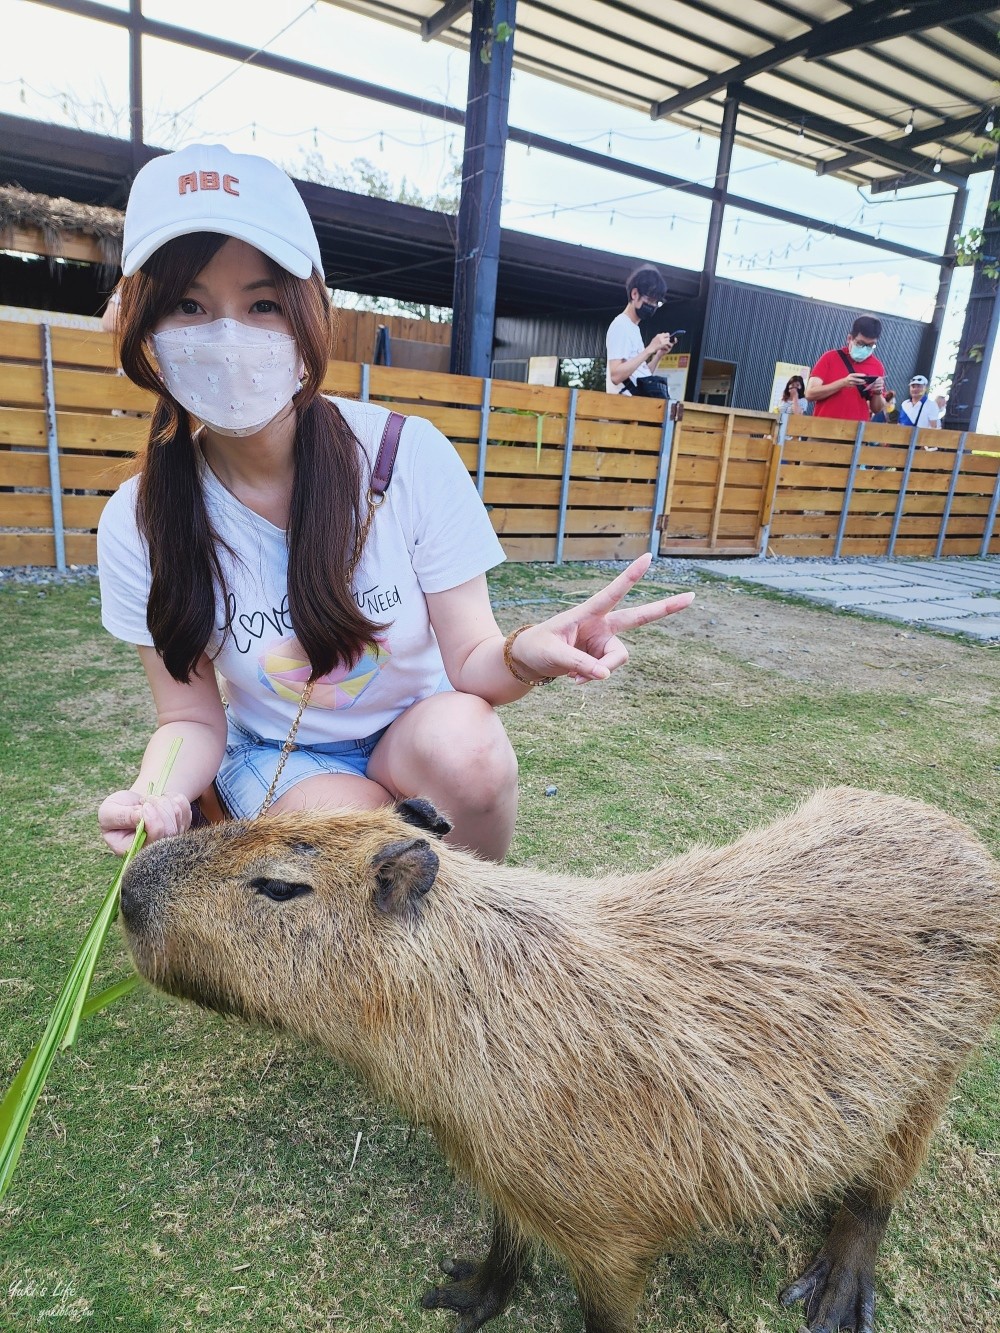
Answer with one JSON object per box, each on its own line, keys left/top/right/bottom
{"left": 849, "top": 341, "right": 874, "bottom": 362}
{"left": 150, "top": 318, "right": 304, "bottom": 437}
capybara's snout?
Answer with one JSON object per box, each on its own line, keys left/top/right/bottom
{"left": 120, "top": 825, "right": 232, "bottom": 942}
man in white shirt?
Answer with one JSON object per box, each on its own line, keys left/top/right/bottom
{"left": 898, "top": 375, "right": 942, "bottom": 429}
{"left": 606, "top": 265, "right": 676, "bottom": 394}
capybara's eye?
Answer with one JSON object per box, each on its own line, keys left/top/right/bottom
{"left": 250, "top": 877, "right": 314, "bottom": 903}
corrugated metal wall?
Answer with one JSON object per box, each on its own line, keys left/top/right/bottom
{"left": 704, "top": 278, "right": 928, "bottom": 411}
{"left": 494, "top": 278, "right": 929, "bottom": 409}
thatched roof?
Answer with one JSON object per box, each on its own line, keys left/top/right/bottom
{"left": 0, "top": 185, "right": 123, "bottom": 268}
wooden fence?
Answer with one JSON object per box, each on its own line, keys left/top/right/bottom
{"left": 770, "top": 415, "right": 1000, "bottom": 559}
{"left": 2, "top": 316, "right": 999, "bottom": 566}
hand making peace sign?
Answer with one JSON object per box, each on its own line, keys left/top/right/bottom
{"left": 506, "top": 553, "right": 695, "bottom": 685}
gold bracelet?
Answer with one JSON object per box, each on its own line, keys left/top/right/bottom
{"left": 503, "top": 624, "right": 555, "bottom": 688}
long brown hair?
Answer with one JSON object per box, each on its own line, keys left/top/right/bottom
{"left": 116, "top": 233, "right": 385, "bottom": 685}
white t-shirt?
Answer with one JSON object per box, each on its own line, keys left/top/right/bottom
{"left": 605, "top": 311, "right": 649, "bottom": 394}
{"left": 97, "top": 397, "right": 506, "bottom": 746}
{"left": 898, "top": 396, "right": 942, "bottom": 427}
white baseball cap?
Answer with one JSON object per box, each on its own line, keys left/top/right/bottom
{"left": 909, "top": 374, "right": 929, "bottom": 386}
{"left": 122, "top": 143, "right": 323, "bottom": 279}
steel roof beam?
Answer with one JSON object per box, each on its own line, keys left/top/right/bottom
{"left": 818, "top": 111, "right": 987, "bottom": 177}
{"left": 738, "top": 88, "right": 966, "bottom": 187}
{"left": 421, "top": 0, "right": 472, "bottom": 42}
{"left": 802, "top": 0, "right": 997, "bottom": 60}
{"left": 650, "top": 0, "right": 995, "bottom": 119}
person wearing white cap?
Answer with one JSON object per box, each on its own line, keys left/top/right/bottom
{"left": 897, "top": 375, "right": 941, "bottom": 429}
{"left": 96, "top": 143, "right": 694, "bottom": 862}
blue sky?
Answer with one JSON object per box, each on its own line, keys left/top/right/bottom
{"left": 3, "top": 0, "right": 997, "bottom": 423}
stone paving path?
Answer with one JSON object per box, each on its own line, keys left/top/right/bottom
{"left": 697, "top": 556, "right": 1000, "bottom": 642}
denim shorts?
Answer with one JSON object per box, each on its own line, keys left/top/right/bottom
{"left": 215, "top": 714, "right": 388, "bottom": 819}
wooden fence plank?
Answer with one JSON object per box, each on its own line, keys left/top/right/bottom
{"left": 54, "top": 368, "right": 153, "bottom": 412}
{"left": 0, "top": 364, "right": 44, "bottom": 407}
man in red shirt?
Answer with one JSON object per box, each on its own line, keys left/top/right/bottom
{"left": 806, "top": 315, "right": 886, "bottom": 421}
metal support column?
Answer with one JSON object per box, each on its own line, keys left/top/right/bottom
{"left": 475, "top": 376, "right": 492, "bottom": 496}
{"left": 40, "top": 324, "right": 66, "bottom": 574}
{"left": 832, "top": 420, "right": 865, "bottom": 559}
{"left": 916, "top": 184, "right": 967, "bottom": 396}
{"left": 649, "top": 402, "right": 677, "bottom": 556}
{"left": 949, "top": 154, "right": 1000, "bottom": 432}
{"left": 934, "top": 432, "right": 968, "bottom": 558}
{"left": 887, "top": 430, "right": 920, "bottom": 557}
{"left": 128, "top": 0, "right": 143, "bottom": 176}
{"left": 689, "top": 85, "right": 739, "bottom": 403}
{"left": 554, "top": 389, "right": 577, "bottom": 565}
{"left": 449, "top": 0, "right": 516, "bottom": 380}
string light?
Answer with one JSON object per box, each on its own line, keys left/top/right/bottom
{"left": 695, "top": 124, "right": 702, "bottom": 150}
{"left": 904, "top": 109, "right": 914, "bottom": 135}
{"left": 986, "top": 108, "right": 996, "bottom": 134}
{"left": 933, "top": 154, "right": 942, "bottom": 173}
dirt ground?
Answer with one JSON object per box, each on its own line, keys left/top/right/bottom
{"left": 674, "top": 575, "right": 999, "bottom": 694}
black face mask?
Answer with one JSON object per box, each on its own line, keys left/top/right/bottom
{"left": 637, "top": 301, "right": 660, "bottom": 319}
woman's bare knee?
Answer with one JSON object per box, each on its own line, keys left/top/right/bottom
{"left": 269, "top": 772, "right": 391, "bottom": 815}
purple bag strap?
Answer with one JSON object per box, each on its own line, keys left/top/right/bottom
{"left": 371, "top": 410, "right": 405, "bottom": 497}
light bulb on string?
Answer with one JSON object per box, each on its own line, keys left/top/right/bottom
{"left": 19, "top": 79, "right": 26, "bottom": 104}
{"left": 609, "top": 208, "right": 615, "bottom": 226}
{"left": 904, "top": 110, "right": 914, "bottom": 135}
{"left": 251, "top": 121, "right": 257, "bottom": 142}
{"left": 696, "top": 125, "right": 702, "bottom": 150}
{"left": 379, "top": 131, "right": 384, "bottom": 152}
{"left": 734, "top": 217, "right": 741, "bottom": 235}
{"left": 670, "top": 215, "right": 675, "bottom": 231}
{"left": 986, "top": 109, "right": 996, "bottom": 134}
{"left": 312, "top": 127, "right": 318, "bottom": 147}
{"left": 797, "top": 118, "right": 804, "bottom": 140}
{"left": 933, "top": 154, "right": 942, "bottom": 174}
{"left": 607, "top": 130, "right": 613, "bottom": 153}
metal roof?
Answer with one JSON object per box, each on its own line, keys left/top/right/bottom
{"left": 330, "top": 0, "right": 1000, "bottom": 189}
{"left": 0, "top": 114, "right": 700, "bottom": 318}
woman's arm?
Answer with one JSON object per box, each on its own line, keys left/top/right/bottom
{"left": 98, "top": 647, "right": 228, "bottom": 853}
{"left": 428, "top": 555, "right": 694, "bottom": 706}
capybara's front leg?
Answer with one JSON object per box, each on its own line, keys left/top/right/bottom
{"left": 422, "top": 1213, "right": 527, "bottom": 1332}
{"left": 779, "top": 1187, "right": 891, "bottom": 1333}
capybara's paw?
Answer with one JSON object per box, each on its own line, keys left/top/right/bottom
{"left": 780, "top": 1251, "right": 876, "bottom": 1333}
{"left": 421, "top": 1258, "right": 510, "bottom": 1332}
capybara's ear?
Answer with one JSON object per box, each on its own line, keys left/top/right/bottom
{"left": 372, "top": 838, "right": 439, "bottom": 916}
{"left": 396, "top": 798, "right": 453, "bottom": 839}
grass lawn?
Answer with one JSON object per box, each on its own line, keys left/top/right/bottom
{"left": 1, "top": 564, "right": 998, "bottom": 1332}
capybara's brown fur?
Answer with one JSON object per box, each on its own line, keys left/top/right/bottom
{"left": 120, "top": 787, "right": 1000, "bottom": 1332}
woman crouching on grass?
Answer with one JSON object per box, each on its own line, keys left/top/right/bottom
{"left": 96, "top": 142, "right": 694, "bottom": 863}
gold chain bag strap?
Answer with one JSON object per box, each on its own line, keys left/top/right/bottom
{"left": 254, "top": 410, "right": 407, "bottom": 818}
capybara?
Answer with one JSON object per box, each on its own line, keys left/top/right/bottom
{"left": 119, "top": 787, "right": 1000, "bottom": 1333}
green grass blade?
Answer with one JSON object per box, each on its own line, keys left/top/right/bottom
{"left": 0, "top": 741, "right": 181, "bottom": 1201}
{"left": 80, "top": 974, "right": 144, "bottom": 1020}
{"left": 62, "top": 737, "right": 182, "bottom": 1047}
